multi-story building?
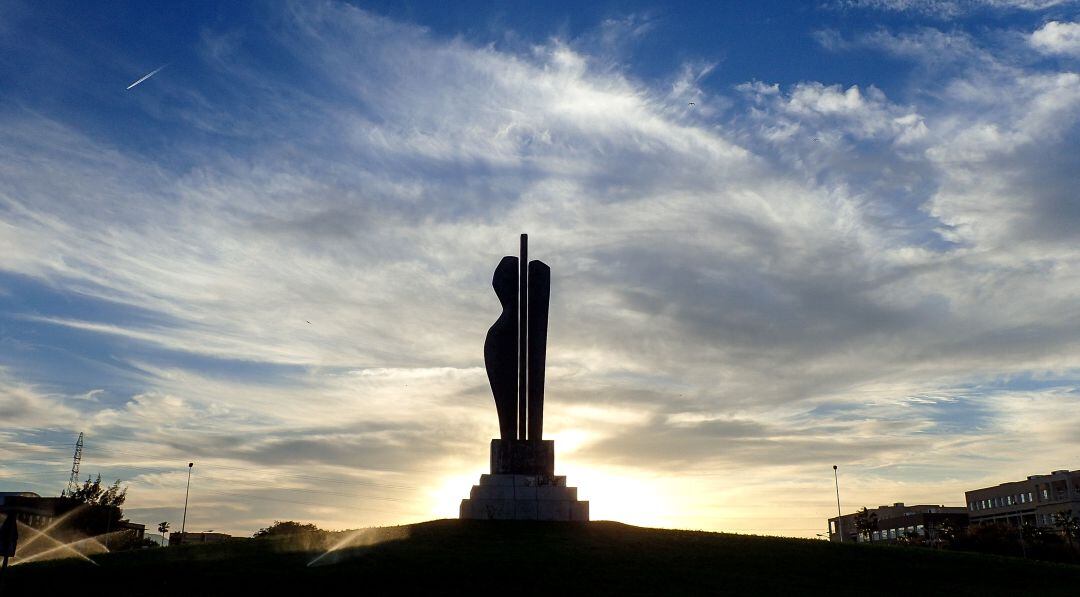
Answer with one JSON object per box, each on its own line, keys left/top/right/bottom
{"left": 965, "top": 469, "right": 1080, "bottom": 528}
{"left": 828, "top": 503, "right": 968, "bottom": 543}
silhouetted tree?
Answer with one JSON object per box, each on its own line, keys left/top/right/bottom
{"left": 158, "top": 521, "right": 170, "bottom": 546}
{"left": 63, "top": 474, "right": 129, "bottom": 539}
{"left": 69, "top": 474, "right": 127, "bottom": 509}
{"left": 958, "top": 523, "right": 1023, "bottom": 557}
{"left": 253, "top": 521, "right": 323, "bottom": 538}
{"left": 937, "top": 519, "right": 959, "bottom": 546}
{"left": 853, "top": 507, "right": 878, "bottom": 542}
{"left": 1053, "top": 512, "right": 1079, "bottom": 554}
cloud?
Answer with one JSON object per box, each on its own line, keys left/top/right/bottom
{"left": 831, "top": 0, "right": 1077, "bottom": 18}
{"left": 2, "top": 2, "right": 1080, "bottom": 536}
{"left": 1030, "top": 21, "right": 1080, "bottom": 55}
{"left": 0, "top": 369, "right": 82, "bottom": 427}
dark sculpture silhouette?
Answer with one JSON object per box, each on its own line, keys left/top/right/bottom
{"left": 484, "top": 234, "right": 549, "bottom": 441}
{"left": 527, "top": 260, "right": 549, "bottom": 439}
{"left": 484, "top": 256, "right": 518, "bottom": 441}
{"left": 463, "top": 235, "right": 589, "bottom": 520}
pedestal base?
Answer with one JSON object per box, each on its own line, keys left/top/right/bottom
{"left": 490, "top": 439, "right": 554, "bottom": 476}
{"left": 459, "top": 474, "right": 589, "bottom": 521}
{"left": 459, "top": 439, "right": 589, "bottom": 521}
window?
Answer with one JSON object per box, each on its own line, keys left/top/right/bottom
{"left": 889, "top": 528, "right": 896, "bottom": 539}
{"left": 1028, "top": 492, "right": 1034, "bottom": 503}
{"left": 917, "top": 524, "right": 924, "bottom": 536}
{"left": 873, "top": 531, "right": 880, "bottom": 541}
{"left": 1042, "top": 488, "right": 1049, "bottom": 500}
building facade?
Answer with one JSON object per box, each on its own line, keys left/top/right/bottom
{"left": 828, "top": 503, "right": 968, "bottom": 543}
{"left": 169, "top": 532, "right": 232, "bottom": 545}
{"left": 0, "top": 492, "right": 59, "bottom": 530}
{"left": 965, "top": 469, "right": 1080, "bottom": 528}
{"left": 0, "top": 492, "right": 142, "bottom": 542}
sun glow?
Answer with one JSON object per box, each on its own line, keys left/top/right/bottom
{"left": 428, "top": 471, "right": 486, "bottom": 519}
{"left": 558, "top": 465, "right": 674, "bottom": 528}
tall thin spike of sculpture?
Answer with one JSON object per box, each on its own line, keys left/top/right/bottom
{"left": 518, "top": 234, "right": 529, "bottom": 439}
{"left": 64, "top": 432, "right": 84, "bottom": 497}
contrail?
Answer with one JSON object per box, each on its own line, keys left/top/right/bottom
{"left": 126, "top": 64, "right": 167, "bottom": 90}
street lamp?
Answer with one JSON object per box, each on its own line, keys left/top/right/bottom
{"left": 180, "top": 462, "right": 194, "bottom": 541}
{"left": 833, "top": 465, "right": 843, "bottom": 543}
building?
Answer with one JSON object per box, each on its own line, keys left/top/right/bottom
{"left": 117, "top": 520, "right": 146, "bottom": 541}
{"left": 965, "top": 469, "right": 1080, "bottom": 528}
{"left": 828, "top": 503, "right": 969, "bottom": 543}
{"left": 169, "top": 532, "right": 233, "bottom": 546}
{"left": 0, "top": 491, "right": 144, "bottom": 542}
{"left": 0, "top": 492, "right": 59, "bottom": 530}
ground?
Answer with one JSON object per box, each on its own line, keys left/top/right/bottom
{"left": 3, "top": 519, "right": 1079, "bottom": 595}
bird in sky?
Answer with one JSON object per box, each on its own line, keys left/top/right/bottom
{"left": 688, "top": 101, "right": 696, "bottom": 107}
{"left": 305, "top": 320, "right": 311, "bottom": 324}
{"left": 126, "top": 64, "right": 167, "bottom": 90}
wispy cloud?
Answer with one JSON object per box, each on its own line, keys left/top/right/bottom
{"left": 2, "top": 2, "right": 1080, "bottom": 535}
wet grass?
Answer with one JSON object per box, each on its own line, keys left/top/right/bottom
{"left": 4, "top": 519, "right": 1080, "bottom": 595}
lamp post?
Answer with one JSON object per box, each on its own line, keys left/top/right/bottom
{"left": 833, "top": 465, "right": 843, "bottom": 543}
{"left": 180, "top": 462, "right": 194, "bottom": 541}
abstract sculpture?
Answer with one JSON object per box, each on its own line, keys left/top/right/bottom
{"left": 461, "top": 234, "right": 589, "bottom": 521}
{"left": 484, "top": 234, "right": 550, "bottom": 441}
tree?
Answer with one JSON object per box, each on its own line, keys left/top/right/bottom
{"left": 69, "top": 474, "right": 128, "bottom": 509}
{"left": 938, "top": 519, "right": 959, "bottom": 546}
{"left": 158, "top": 521, "right": 170, "bottom": 546}
{"left": 253, "top": 521, "right": 328, "bottom": 551}
{"left": 853, "top": 507, "right": 878, "bottom": 542}
{"left": 959, "top": 523, "right": 1023, "bottom": 557}
{"left": 1052, "top": 512, "right": 1079, "bottom": 554}
{"left": 63, "top": 474, "right": 129, "bottom": 539}
{"left": 253, "top": 521, "right": 323, "bottom": 538}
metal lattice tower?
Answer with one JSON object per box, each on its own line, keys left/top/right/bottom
{"left": 63, "top": 432, "right": 84, "bottom": 497}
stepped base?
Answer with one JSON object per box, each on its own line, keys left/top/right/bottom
{"left": 459, "top": 474, "right": 589, "bottom": 521}
{"left": 460, "top": 439, "right": 589, "bottom": 521}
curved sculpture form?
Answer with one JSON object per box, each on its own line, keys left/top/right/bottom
{"left": 484, "top": 256, "right": 519, "bottom": 440}
{"left": 527, "top": 260, "right": 550, "bottom": 440}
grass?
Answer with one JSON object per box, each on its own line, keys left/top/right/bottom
{"left": 4, "top": 519, "right": 1079, "bottom": 595}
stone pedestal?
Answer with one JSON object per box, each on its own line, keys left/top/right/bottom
{"left": 460, "top": 440, "right": 589, "bottom": 521}
{"left": 490, "top": 439, "right": 554, "bottom": 475}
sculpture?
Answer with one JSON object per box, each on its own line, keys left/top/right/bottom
{"left": 461, "top": 234, "right": 589, "bottom": 520}
{"left": 484, "top": 234, "right": 549, "bottom": 441}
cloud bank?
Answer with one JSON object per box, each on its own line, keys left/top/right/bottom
{"left": 2, "top": 1, "right": 1079, "bottom": 535}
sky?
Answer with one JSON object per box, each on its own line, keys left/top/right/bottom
{"left": 2, "top": 0, "right": 1080, "bottom": 539}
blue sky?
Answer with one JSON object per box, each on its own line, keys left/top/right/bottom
{"left": 2, "top": 0, "right": 1080, "bottom": 537}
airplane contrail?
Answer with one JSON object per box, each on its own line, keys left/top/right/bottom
{"left": 126, "top": 64, "right": 167, "bottom": 90}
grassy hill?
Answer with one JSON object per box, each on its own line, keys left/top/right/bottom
{"left": 4, "top": 519, "right": 1079, "bottom": 595}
